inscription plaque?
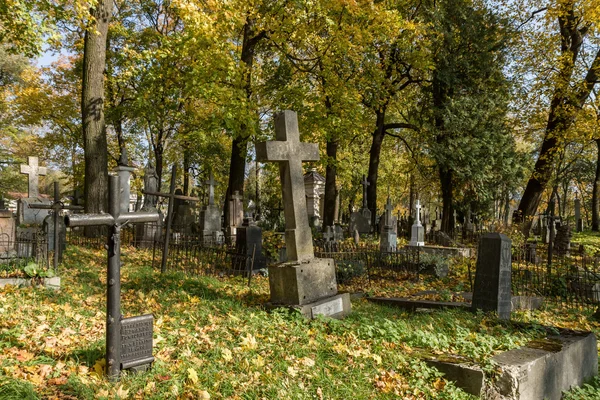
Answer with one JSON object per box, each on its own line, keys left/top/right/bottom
{"left": 311, "top": 297, "right": 344, "bottom": 318}
{"left": 121, "top": 314, "right": 154, "bottom": 370}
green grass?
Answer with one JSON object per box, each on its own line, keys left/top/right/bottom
{"left": 0, "top": 245, "right": 597, "bottom": 399}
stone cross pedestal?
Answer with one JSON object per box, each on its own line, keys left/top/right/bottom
{"left": 65, "top": 175, "right": 160, "bottom": 380}
{"left": 409, "top": 200, "right": 425, "bottom": 246}
{"left": 471, "top": 233, "right": 512, "bottom": 320}
{"left": 256, "top": 110, "right": 351, "bottom": 319}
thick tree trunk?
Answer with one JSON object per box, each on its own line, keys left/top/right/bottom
{"left": 323, "top": 139, "right": 338, "bottom": 228}
{"left": 82, "top": 0, "right": 112, "bottom": 236}
{"left": 367, "top": 110, "right": 386, "bottom": 226}
{"left": 439, "top": 166, "right": 455, "bottom": 233}
{"left": 593, "top": 139, "right": 600, "bottom": 231}
{"left": 224, "top": 17, "right": 263, "bottom": 227}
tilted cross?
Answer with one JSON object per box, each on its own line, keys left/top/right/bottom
{"left": 256, "top": 110, "right": 319, "bottom": 262}
{"left": 20, "top": 156, "right": 47, "bottom": 198}
{"left": 361, "top": 175, "right": 370, "bottom": 209}
{"left": 204, "top": 172, "right": 216, "bottom": 206}
{"left": 29, "top": 181, "right": 83, "bottom": 270}
{"left": 65, "top": 175, "right": 160, "bottom": 380}
{"left": 143, "top": 165, "right": 200, "bottom": 273}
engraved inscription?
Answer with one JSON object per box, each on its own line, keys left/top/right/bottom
{"left": 311, "top": 297, "right": 343, "bottom": 317}
{"left": 121, "top": 314, "right": 153, "bottom": 368}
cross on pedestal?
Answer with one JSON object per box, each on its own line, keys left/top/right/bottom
{"left": 204, "top": 172, "right": 216, "bottom": 206}
{"left": 20, "top": 156, "right": 47, "bottom": 198}
{"left": 256, "top": 110, "right": 319, "bottom": 262}
{"left": 29, "top": 181, "right": 83, "bottom": 270}
{"left": 143, "top": 165, "right": 200, "bottom": 273}
{"left": 415, "top": 200, "right": 422, "bottom": 225}
{"left": 361, "top": 175, "right": 370, "bottom": 209}
{"left": 65, "top": 175, "right": 160, "bottom": 380}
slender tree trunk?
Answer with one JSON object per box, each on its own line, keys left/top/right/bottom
{"left": 367, "top": 110, "right": 386, "bottom": 226}
{"left": 323, "top": 139, "right": 338, "bottom": 228}
{"left": 592, "top": 139, "right": 600, "bottom": 231}
{"left": 154, "top": 142, "right": 164, "bottom": 192}
{"left": 82, "top": 0, "right": 112, "bottom": 236}
{"left": 183, "top": 147, "right": 190, "bottom": 196}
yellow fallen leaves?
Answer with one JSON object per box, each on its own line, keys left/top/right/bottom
{"left": 187, "top": 367, "right": 199, "bottom": 384}
{"left": 240, "top": 333, "right": 257, "bottom": 350}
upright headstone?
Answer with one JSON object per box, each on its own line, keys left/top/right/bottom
{"left": 348, "top": 175, "right": 372, "bottom": 234}
{"left": 409, "top": 200, "right": 425, "bottom": 246}
{"left": 65, "top": 175, "right": 160, "bottom": 379}
{"left": 235, "top": 217, "right": 266, "bottom": 271}
{"left": 115, "top": 148, "right": 136, "bottom": 213}
{"left": 227, "top": 191, "right": 244, "bottom": 239}
{"left": 471, "top": 233, "right": 512, "bottom": 320}
{"left": 380, "top": 197, "right": 397, "bottom": 252}
{"left": 575, "top": 197, "right": 583, "bottom": 232}
{"left": 0, "top": 198, "right": 15, "bottom": 253}
{"left": 136, "top": 163, "right": 161, "bottom": 248}
{"left": 17, "top": 156, "right": 51, "bottom": 225}
{"left": 199, "top": 173, "right": 222, "bottom": 243}
{"left": 256, "top": 110, "right": 351, "bottom": 318}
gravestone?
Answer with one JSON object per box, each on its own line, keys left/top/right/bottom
{"left": 227, "top": 191, "right": 244, "bottom": 239}
{"left": 136, "top": 164, "right": 161, "bottom": 248}
{"left": 65, "top": 175, "right": 159, "bottom": 379}
{"left": 304, "top": 168, "right": 325, "bottom": 228}
{"left": 115, "top": 148, "right": 136, "bottom": 213}
{"left": 380, "top": 197, "right": 397, "bottom": 252}
{"left": 235, "top": 217, "right": 266, "bottom": 271}
{"left": 43, "top": 213, "right": 65, "bottom": 257}
{"left": 471, "top": 233, "right": 512, "bottom": 320}
{"left": 348, "top": 175, "right": 372, "bottom": 234}
{"left": 323, "top": 226, "right": 335, "bottom": 243}
{"left": 256, "top": 110, "right": 351, "bottom": 318}
{"left": 554, "top": 223, "right": 572, "bottom": 256}
{"left": 199, "top": 172, "right": 222, "bottom": 243}
{"left": 17, "top": 157, "right": 51, "bottom": 225}
{"left": 172, "top": 188, "right": 195, "bottom": 233}
{"left": 0, "top": 199, "right": 15, "bottom": 252}
{"left": 333, "top": 225, "right": 344, "bottom": 242}
{"left": 409, "top": 200, "right": 425, "bottom": 246}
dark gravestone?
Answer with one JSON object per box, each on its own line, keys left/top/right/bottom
{"left": 235, "top": 217, "right": 266, "bottom": 271}
{"left": 43, "top": 214, "right": 66, "bottom": 257}
{"left": 471, "top": 233, "right": 512, "bottom": 320}
{"left": 121, "top": 314, "right": 154, "bottom": 371}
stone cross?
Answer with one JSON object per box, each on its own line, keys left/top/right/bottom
{"left": 65, "top": 175, "right": 160, "bottom": 380}
{"left": 20, "top": 156, "right": 47, "bottom": 198}
{"left": 415, "top": 200, "right": 422, "bottom": 225}
{"left": 384, "top": 197, "right": 394, "bottom": 227}
{"left": 205, "top": 172, "right": 216, "bottom": 206}
{"left": 361, "top": 175, "right": 370, "bottom": 209}
{"left": 324, "top": 226, "right": 334, "bottom": 242}
{"left": 231, "top": 191, "right": 243, "bottom": 223}
{"left": 256, "top": 110, "right": 319, "bottom": 262}
{"left": 29, "top": 181, "right": 83, "bottom": 270}
{"left": 143, "top": 165, "right": 200, "bottom": 273}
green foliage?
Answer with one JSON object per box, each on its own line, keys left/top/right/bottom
{"left": 563, "top": 374, "right": 600, "bottom": 400}
{"left": 0, "top": 378, "right": 38, "bottom": 400}
{"left": 23, "top": 262, "right": 55, "bottom": 279}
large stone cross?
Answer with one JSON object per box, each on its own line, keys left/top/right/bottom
{"left": 415, "top": 200, "right": 422, "bottom": 225}
{"left": 256, "top": 110, "right": 319, "bottom": 262}
{"left": 20, "top": 156, "right": 47, "bottom": 198}
{"left": 204, "top": 172, "right": 216, "bottom": 206}
{"left": 361, "top": 175, "right": 370, "bottom": 209}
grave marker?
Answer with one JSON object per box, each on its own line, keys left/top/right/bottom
{"left": 256, "top": 110, "right": 350, "bottom": 318}
{"left": 199, "top": 172, "right": 222, "bottom": 243}
{"left": 409, "top": 200, "right": 425, "bottom": 246}
{"left": 20, "top": 156, "right": 46, "bottom": 198}
{"left": 65, "top": 175, "right": 160, "bottom": 379}
{"left": 471, "top": 233, "right": 512, "bottom": 320}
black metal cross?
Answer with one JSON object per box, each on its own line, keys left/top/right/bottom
{"left": 29, "top": 181, "right": 83, "bottom": 270}
{"left": 65, "top": 175, "right": 159, "bottom": 380}
{"left": 143, "top": 165, "right": 200, "bottom": 273}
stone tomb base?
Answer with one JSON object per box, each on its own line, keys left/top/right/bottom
{"left": 267, "top": 258, "right": 351, "bottom": 319}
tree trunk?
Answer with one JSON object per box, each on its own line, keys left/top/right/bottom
{"left": 183, "top": 147, "right": 190, "bottom": 196}
{"left": 154, "top": 142, "right": 164, "bottom": 192}
{"left": 82, "top": 0, "right": 112, "bottom": 236}
{"left": 224, "top": 17, "right": 262, "bottom": 227}
{"left": 367, "top": 110, "right": 386, "bottom": 226}
{"left": 323, "top": 139, "right": 338, "bottom": 228}
{"left": 593, "top": 139, "right": 600, "bottom": 231}
{"left": 439, "top": 166, "right": 455, "bottom": 233}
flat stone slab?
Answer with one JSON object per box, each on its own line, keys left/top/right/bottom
{"left": 367, "top": 297, "right": 470, "bottom": 311}
{"left": 266, "top": 292, "right": 351, "bottom": 319}
{"left": 425, "top": 359, "right": 485, "bottom": 396}
{"left": 491, "top": 331, "right": 597, "bottom": 400}
{"left": 0, "top": 277, "right": 60, "bottom": 290}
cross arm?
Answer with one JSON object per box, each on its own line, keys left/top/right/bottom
{"left": 256, "top": 142, "right": 319, "bottom": 162}
{"left": 28, "top": 204, "right": 53, "bottom": 210}
{"left": 116, "top": 211, "right": 160, "bottom": 225}
{"left": 65, "top": 213, "right": 115, "bottom": 227}
{"left": 142, "top": 191, "right": 200, "bottom": 202}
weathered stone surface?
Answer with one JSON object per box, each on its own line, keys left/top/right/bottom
{"left": 43, "top": 214, "right": 66, "bottom": 258}
{"left": 409, "top": 200, "right": 425, "bottom": 246}
{"left": 511, "top": 296, "right": 544, "bottom": 311}
{"left": 0, "top": 210, "right": 15, "bottom": 252}
{"left": 17, "top": 198, "right": 51, "bottom": 225}
{"left": 491, "top": 332, "right": 597, "bottom": 400}
{"left": 425, "top": 359, "right": 485, "bottom": 396}
{"left": 235, "top": 218, "right": 266, "bottom": 270}
{"left": 268, "top": 258, "right": 338, "bottom": 305}
{"left": 0, "top": 277, "right": 60, "bottom": 290}
{"left": 472, "top": 233, "right": 512, "bottom": 320}
{"left": 20, "top": 156, "right": 46, "bottom": 198}
{"left": 200, "top": 204, "right": 221, "bottom": 242}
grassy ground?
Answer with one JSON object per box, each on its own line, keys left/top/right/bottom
{"left": 0, "top": 245, "right": 598, "bottom": 399}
